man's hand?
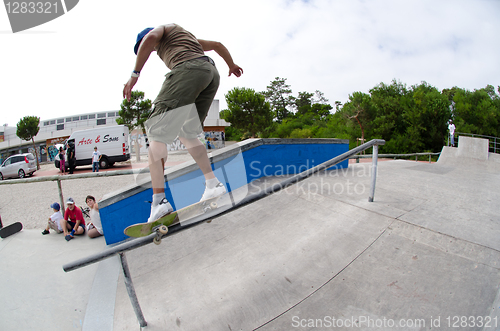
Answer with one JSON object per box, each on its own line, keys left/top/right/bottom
{"left": 123, "top": 77, "right": 138, "bottom": 101}
{"left": 229, "top": 64, "right": 243, "bottom": 77}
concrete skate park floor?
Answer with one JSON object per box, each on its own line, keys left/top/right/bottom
{"left": 1, "top": 156, "right": 499, "bottom": 330}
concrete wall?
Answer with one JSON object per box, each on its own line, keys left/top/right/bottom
{"left": 99, "top": 138, "right": 349, "bottom": 245}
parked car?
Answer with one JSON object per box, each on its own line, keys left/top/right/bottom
{"left": 0, "top": 153, "right": 37, "bottom": 180}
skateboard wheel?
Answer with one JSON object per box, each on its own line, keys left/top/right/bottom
{"left": 159, "top": 225, "right": 168, "bottom": 234}
{"left": 210, "top": 202, "right": 218, "bottom": 209}
{"left": 153, "top": 236, "right": 162, "bottom": 245}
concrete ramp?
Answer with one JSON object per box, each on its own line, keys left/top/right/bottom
{"left": 438, "top": 136, "right": 500, "bottom": 171}
{"left": 111, "top": 160, "right": 500, "bottom": 330}
{"left": 1, "top": 154, "right": 499, "bottom": 330}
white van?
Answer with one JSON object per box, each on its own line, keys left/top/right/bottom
{"left": 56, "top": 125, "right": 130, "bottom": 169}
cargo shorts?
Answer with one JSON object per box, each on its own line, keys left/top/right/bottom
{"left": 144, "top": 57, "right": 220, "bottom": 145}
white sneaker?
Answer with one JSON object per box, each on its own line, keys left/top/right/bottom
{"left": 200, "top": 182, "right": 226, "bottom": 202}
{"left": 148, "top": 198, "right": 173, "bottom": 223}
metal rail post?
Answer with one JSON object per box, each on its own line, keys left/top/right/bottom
{"left": 368, "top": 145, "right": 379, "bottom": 202}
{"left": 119, "top": 252, "right": 147, "bottom": 327}
{"left": 57, "top": 178, "right": 65, "bottom": 212}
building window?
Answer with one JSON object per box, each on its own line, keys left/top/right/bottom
{"left": 80, "top": 115, "right": 88, "bottom": 120}
{"left": 97, "top": 119, "right": 106, "bottom": 125}
{"left": 57, "top": 119, "right": 64, "bottom": 124}
{"left": 89, "top": 114, "right": 96, "bottom": 119}
{"left": 57, "top": 124, "right": 64, "bottom": 130}
{"left": 50, "top": 120, "right": 55, "bottom": 125}
{"left": 44, "top": 121, "right": 50, "bottom": 126}
{"left": 66, "top": 118, "right": 72, "bottom": 122}
{"left": 108, "top": 112, "right": 116, "bottom": 117}
{"left": 97, "top": 113, "right": 106, "bottom": 118}
{"left": 73, "top": 116, "right": 79, "bottom": 121}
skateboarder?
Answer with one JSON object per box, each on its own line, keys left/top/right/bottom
{"left": 123, "top": 24, "right": 243, "bottom": 223}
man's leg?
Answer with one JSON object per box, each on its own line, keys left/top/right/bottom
{"left": 179, "top": 136, "right": 226, "bottom": 201}
{"left": 179, "top": 137, "right": 215, "bottom": 180}
{"left": 147, "top": 141, "right": 173, "bottom": 222}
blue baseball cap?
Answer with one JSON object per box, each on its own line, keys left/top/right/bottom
{"left": 50, "top": 202, "right": 60, "bottom": 211}
{"left": 134, "top": 27, "right": 154, "bottom": 55}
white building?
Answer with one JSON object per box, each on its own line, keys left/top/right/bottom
{"left": 0, "top": 100, "right": 229, "bottom": 163}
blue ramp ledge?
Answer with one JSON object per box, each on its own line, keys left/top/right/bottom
{"left": 99, "top": 138, "right": 349, "bottom": 245}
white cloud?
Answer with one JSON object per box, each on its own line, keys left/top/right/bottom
{"left": 1, "top": 0, "right": 499, "bottom": 126}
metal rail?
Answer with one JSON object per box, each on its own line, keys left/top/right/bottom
{"left": 62, "top": 138, "right": 385, "bottom": 327}
{"left": 351, "top": 152, "right": 441, "bottom": 163}
{"left": 0, "top": 168, "right": 145, "bottom": 212}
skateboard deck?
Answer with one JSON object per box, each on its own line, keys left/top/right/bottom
{"left": 124, "top": 195, "right": 221, "bottom": 245}
{"left": 0, "top": 222, "right": 23, "bottom": 239}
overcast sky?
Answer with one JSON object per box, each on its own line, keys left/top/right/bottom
{"left": 1, "top": 0, "right": 499, "bottom": 127}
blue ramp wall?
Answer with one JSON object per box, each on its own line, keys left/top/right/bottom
{"left": 99, "top": 139, "right": 348, "bottom": 245}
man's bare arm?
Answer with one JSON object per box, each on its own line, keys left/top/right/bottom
{"left": 123, "top": 26, "right": 166, "bottom": 100}
{"left": 198, "top": 39, "right": 243, "bottom": 77}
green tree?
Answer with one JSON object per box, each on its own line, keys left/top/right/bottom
{"left": 368, "top": 80, "right": 412, "bottom": 153}
{"left": 450, "top": 85, "right": 500, "bottom": 137}
{"left": 340, "top": 92, "right": 374, "bottom": 145}
{"left": 405, "top": 82, "right": 450, "bottom": 152}
{"left": 294, "top": 91, "right": 314, "bottom": 115}
{"left": 221, "top": 87, "right": 273, "bottom": 138}
{"left": 262, "top": 77, "right": 294, "bottom": 122}
{"left": 117, "top": 91, "right": 152, "bottom": 161}
{"left": 16, "top": 116, "right": 41, "bottom": 169}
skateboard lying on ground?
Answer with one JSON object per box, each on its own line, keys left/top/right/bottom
{"left": 124, "top": 195, "right": 221, "bottom": 245}
{"left": 0, "top": 222, "right": 23, "bottom": 239}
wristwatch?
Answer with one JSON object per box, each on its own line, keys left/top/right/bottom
{"left": 131, "top": 70, "right": 140, "bottom": 78}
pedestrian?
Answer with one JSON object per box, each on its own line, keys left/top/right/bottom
{"left": 92, "top": 147, "right": 102, "bottom": 172}
{"left": 60, "top": 197, "right": 86, "bottom": 241}
{"left": 85, "top": 195, "right": 103, "bottom": 238}
{"left": 67, "top": 140, "right": 76, "bottom": 174}
{"left": 123, "top": 24, "right": 243, "bottom": 223}
{"left": 59, "top": 147, "right": 66, "bottom": 173}
{"left": 448, "top": 120, "right": 456, "bottom": 147}
{"left": 42, "top": 202, "right": 64, "bottom": 235}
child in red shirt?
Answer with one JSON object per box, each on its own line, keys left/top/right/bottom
{"left": 61, "top": 197, "right": 86, "bottom": 241}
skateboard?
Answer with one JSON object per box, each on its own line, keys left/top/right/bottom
{"left": 0, "top": 222, "right": 23, "bottom": 239}
{"left": 124, "top": 195, "right": 221, "bottom": 245}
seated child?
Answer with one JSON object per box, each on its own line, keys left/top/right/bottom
{"left": 42, "top": 202, "right": 64, "bottom": 235}
{"left": 85, "top": 195, "right": 103, "bottom": 238}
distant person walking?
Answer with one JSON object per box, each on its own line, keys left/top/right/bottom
{"left": 67, "top": 141, "right": 76, "bottom": 174}
{"left": 448, "top": 121, "right": 456, "bottom": 147}
{"left": 59, "top": 147, "right": 66, "bottom": 173}
{"left": 92, "top": 147, "right": 102, "bottom": 172}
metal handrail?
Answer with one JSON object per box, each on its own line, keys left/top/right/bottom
{"left": 63, "top": 138, "right": 385, "bottom": 272}
{"left": 62, "top": 138, "right": 386, "bottom": 328}
{"left": 0, "top": 168, "right": 145, "bottom": 214}
{"left": 351, "top": 152, "right": 441, "bottom": 163}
